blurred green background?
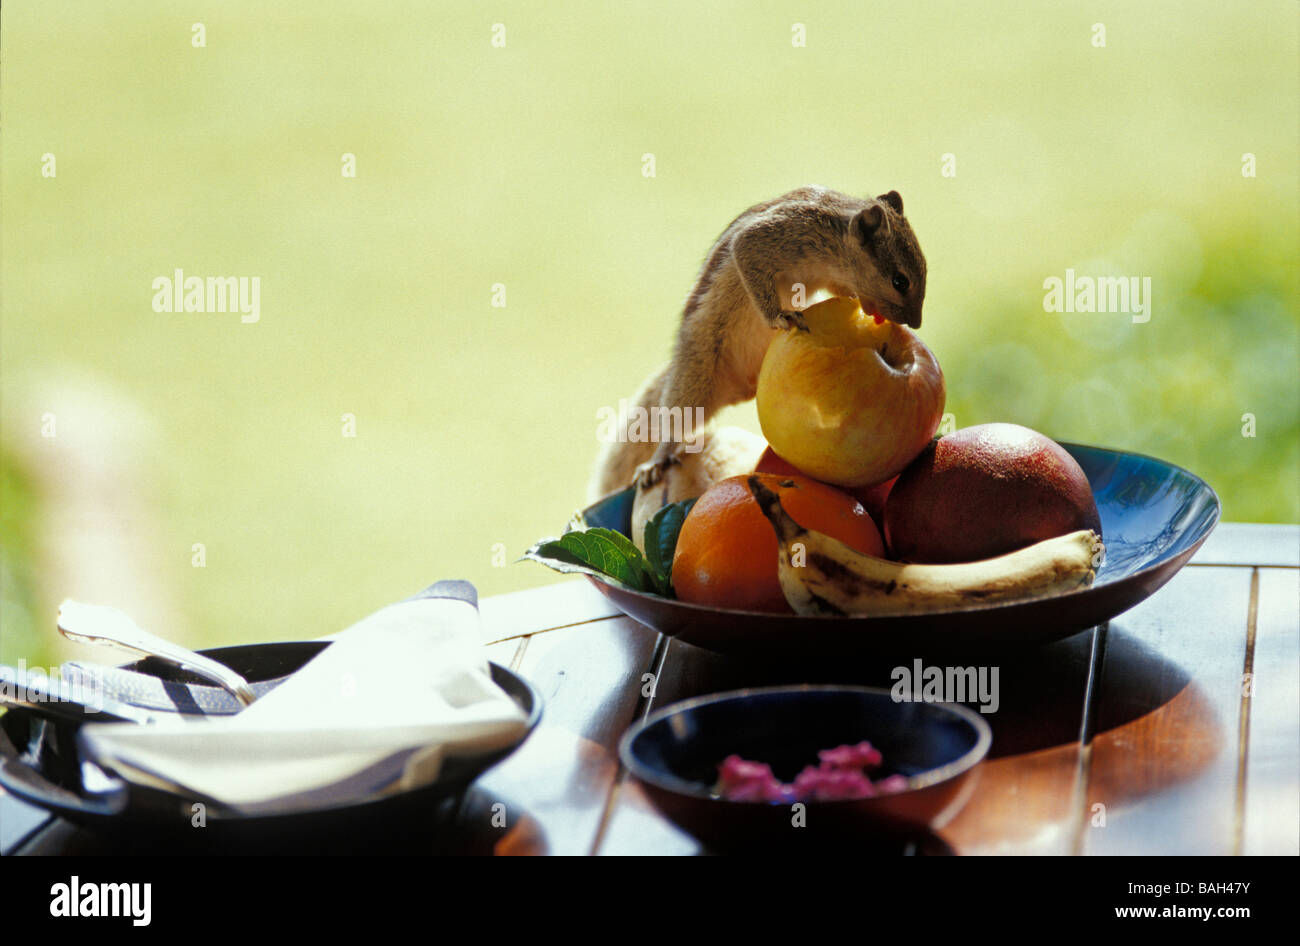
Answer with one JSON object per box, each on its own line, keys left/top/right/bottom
{"left": 3, "top": 1, "right": 1297, "bottom": 670}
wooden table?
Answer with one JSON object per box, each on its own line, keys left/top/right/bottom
{"left": 3, "top": 522, "right": 1297, "bottom": 856}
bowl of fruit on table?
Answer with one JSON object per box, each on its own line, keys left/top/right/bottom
{"left": 528, "top": 298, "right": 1220, "bottom": 658}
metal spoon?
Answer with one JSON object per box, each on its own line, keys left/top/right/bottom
{"left": 60, "top": 660, "right": 286, "bottom": 715}
{"left": 56, "top": 601, "right": 257, "bottom": 707}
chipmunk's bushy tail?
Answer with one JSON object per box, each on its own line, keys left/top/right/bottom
{"left": 587, "top": 363, "right": 671, "bottom": 502}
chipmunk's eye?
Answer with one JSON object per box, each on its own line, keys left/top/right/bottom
{"left": 892, "top": 273, "right": 910, "bottom": 295}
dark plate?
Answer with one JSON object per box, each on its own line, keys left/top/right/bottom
{"left": 582, "top": 443, "right": 1220, "bottom": 657}
{"left": 620, "top": 685, "right": 991, "bottom": 851}
{"left": 0, "top": 642, "right": 541, "bottom": 838}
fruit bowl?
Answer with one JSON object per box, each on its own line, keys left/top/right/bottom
{"left": 579, "top": 443, "right": 1219, "bottom": 658}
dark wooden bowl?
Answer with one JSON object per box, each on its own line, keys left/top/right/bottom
{"left": 620, "top": 685, "right": 991, "bottom": 851}
{"left": 582, "top": 443, "right": 1219, "bottom": 659}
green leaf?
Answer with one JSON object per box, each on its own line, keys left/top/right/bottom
{"left": 524, "top": 498, "right": 698, "bottom": 598}
{"left": 522, "top": 528, "right": 658, "bottom": 592}
{"left": 643, "top": 497, "right": 697, "bottom": 595}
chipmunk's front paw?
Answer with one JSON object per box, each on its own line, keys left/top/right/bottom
{"left": 772, "top": 310, "right": 809, "bottom": 333}
{"left": 634, "top": 453, "right": 682, "bottom": 491}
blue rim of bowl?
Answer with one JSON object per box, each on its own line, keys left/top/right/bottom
{"left": 582, "top": 440, "right": 1221, "bottom": 620}
{"left": 618, "top": 684, "right": 993, "bottom": 803}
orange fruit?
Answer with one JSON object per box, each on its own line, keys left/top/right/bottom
{"left": 755, "top": 445, "right": 896, "bottom": 532}
{"left": 672, "top": 473, "right": 885, "bottom": 613}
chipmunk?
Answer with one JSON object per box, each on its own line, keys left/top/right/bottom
{"left": 591, "top": 185, "right": 928, "bottom": 499}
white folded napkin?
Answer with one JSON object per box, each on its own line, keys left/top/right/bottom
{"left": 77, "top": 585, "right": 529, "bottom": 816}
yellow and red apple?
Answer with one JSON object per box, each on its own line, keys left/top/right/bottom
{"left": 756, "top": 297, "right": 945, "bottom": 489}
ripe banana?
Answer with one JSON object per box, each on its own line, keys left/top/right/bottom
{"left": 629, "top": 426, "right": 766, "bottom": 553}
{"left": 746, "top": 475, "right": 1102, "bottom": 616}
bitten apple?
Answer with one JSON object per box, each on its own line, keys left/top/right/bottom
{"left": 756, "top": 297, "right": 945, "bottom": 488}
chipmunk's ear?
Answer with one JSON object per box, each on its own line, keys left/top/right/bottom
{"left": 855, "top": 204, "right": 885, "bottom": 244}
{"left": 878, "top": 191, "right": 904, "bottom": 214}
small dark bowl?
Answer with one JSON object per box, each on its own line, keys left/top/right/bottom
{"left": 620, "top": 686, "right": 991, "bottom": 851}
